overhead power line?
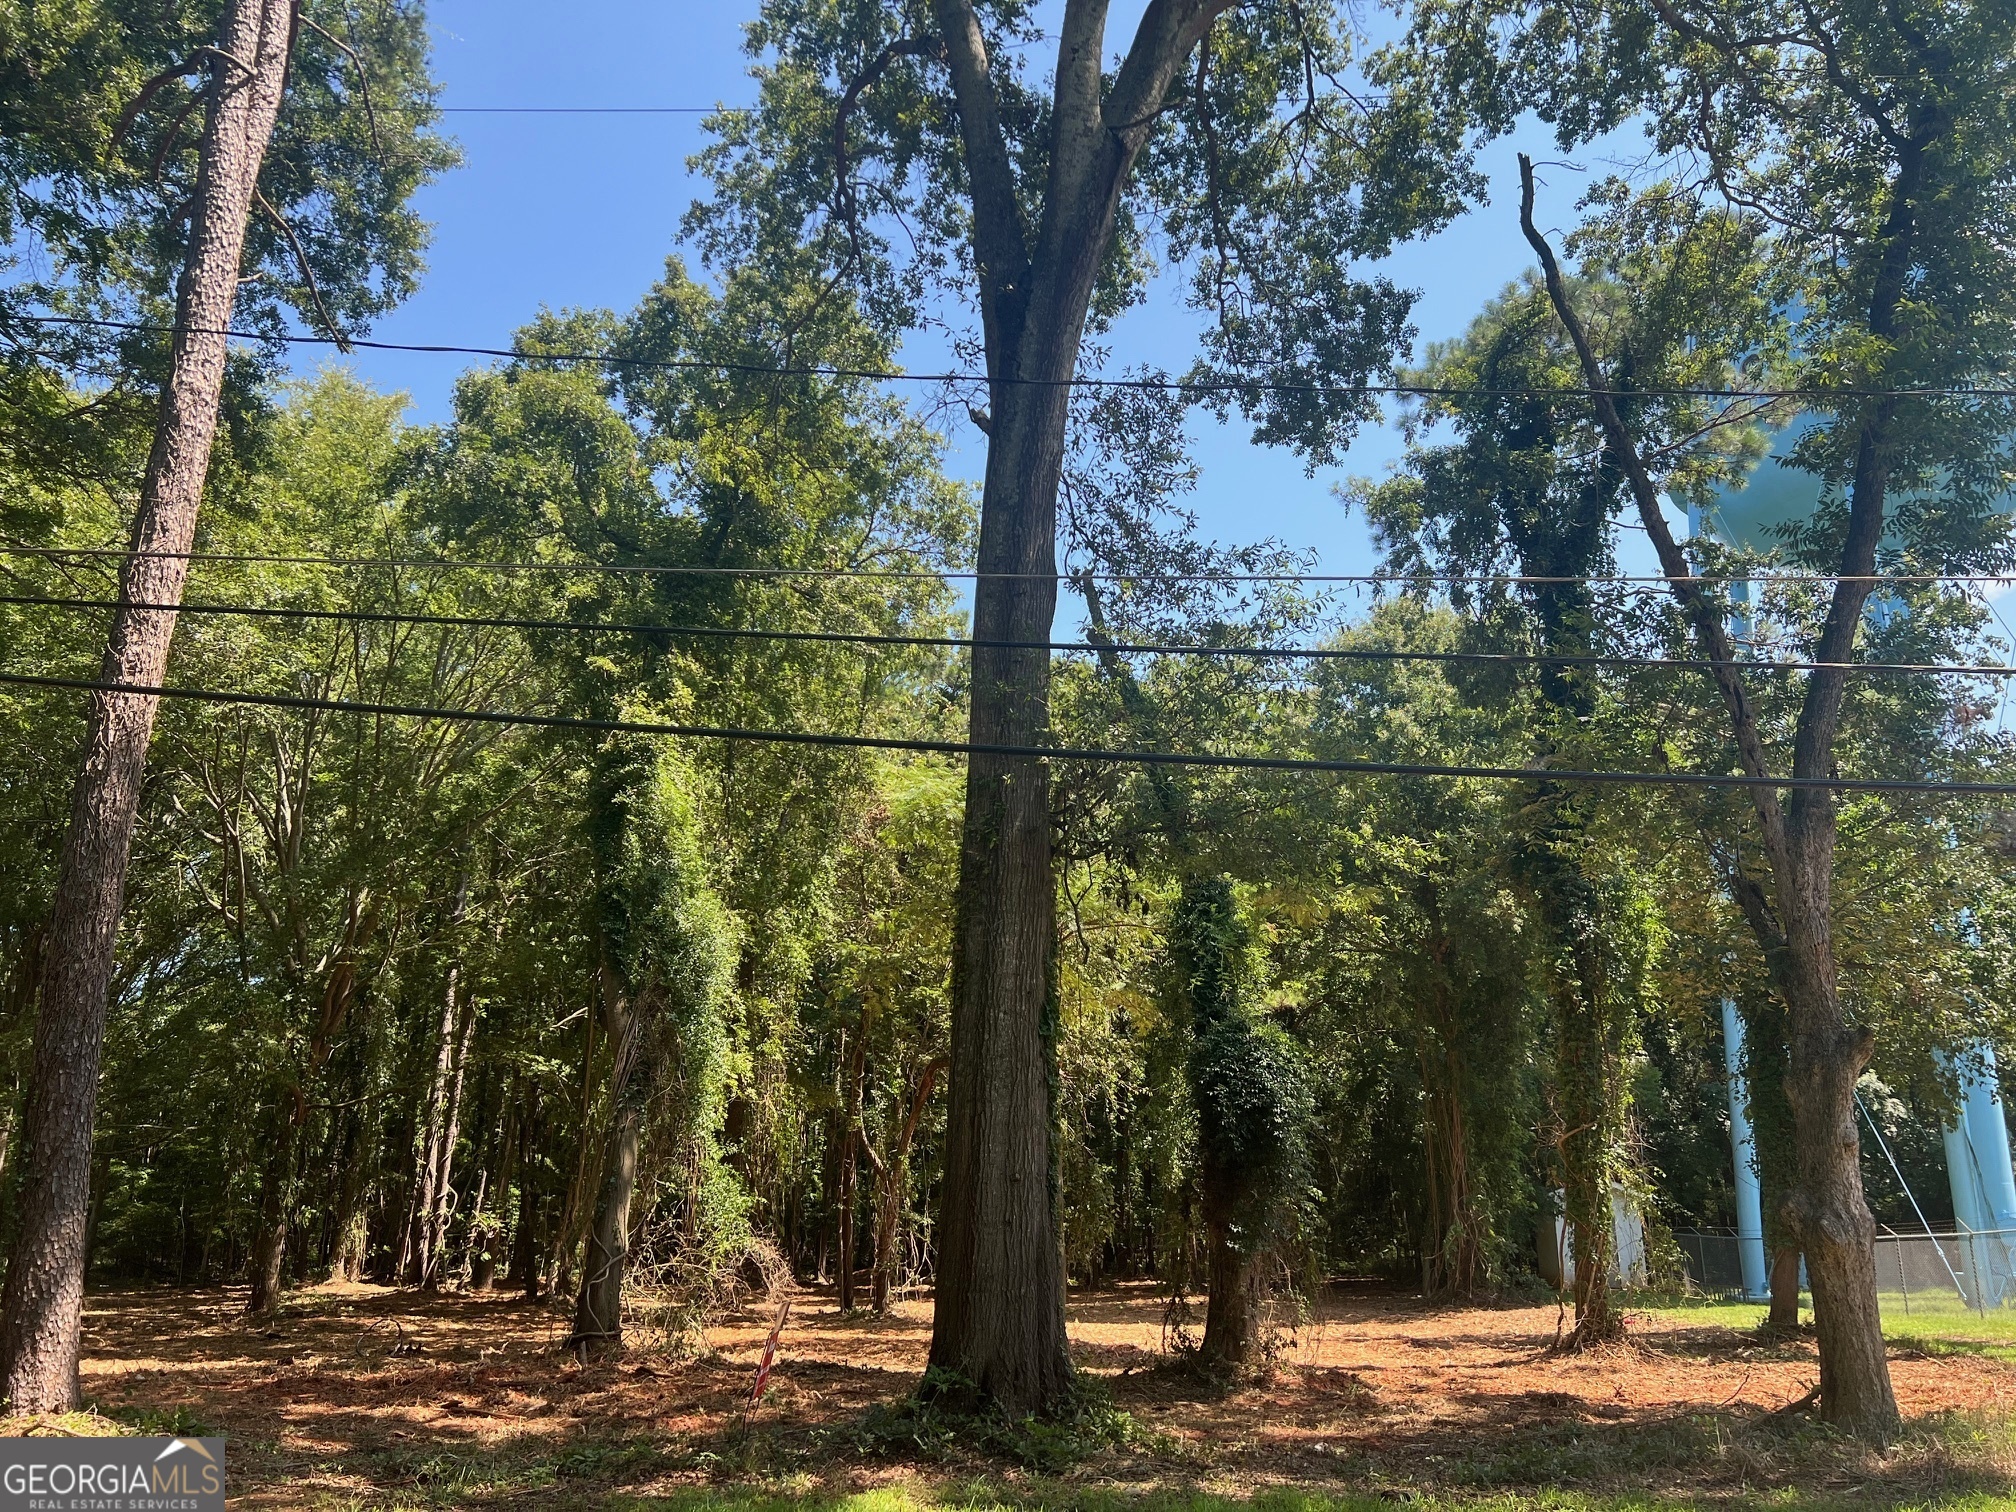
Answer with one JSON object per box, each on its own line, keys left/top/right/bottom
{"left": 10, "top": 545, "right": 2015, "bottom": 588}
{"left": 4, "top": 668, "right": 2008, "bottom": 796}
{"left": 19, "top": 315, "right": 2016, "bottom": 403}
{"left": 8, "top": 590, "right": 2011, "bottom": 679}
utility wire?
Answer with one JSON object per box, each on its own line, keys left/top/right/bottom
{"left": 8, "top": 545, "right": 2014, "bottom": 588}
{"left": 19, "top": 315, "right": 2016, "bottom": 403}
{"left": 4, "top": 668, "right": 2010, "bottom": 795}
{"left": 8, "top": 590, "right": 2012, "bottom": 679}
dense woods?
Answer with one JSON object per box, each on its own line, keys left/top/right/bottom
{"left": 0, "top": 0, "right": 2013, "bottom": 1457}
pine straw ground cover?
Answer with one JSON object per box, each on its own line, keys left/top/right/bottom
{"left": 5, "top": 1280, "right": 2015, "bottom": 1510}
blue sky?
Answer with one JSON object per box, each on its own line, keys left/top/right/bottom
{"left": 316, "top": 1, "right": 1670, "bottom": 588}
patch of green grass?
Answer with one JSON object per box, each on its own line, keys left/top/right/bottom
{"left": 101, "top": 1401, "right": 212, "bottom": 1437}
{"left": 1649, "top": 1292, "right": 2016, "bottom": 1352}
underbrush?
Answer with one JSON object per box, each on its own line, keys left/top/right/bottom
{"left": 847, "top": 1367, "right": 1172, "bottom": 1471}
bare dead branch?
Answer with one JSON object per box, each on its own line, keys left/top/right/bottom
{"left": 300, "top": 13, "right": 383, "bottom": 154}
{"left": 253, "top": 187, "right": 351, "bottom": 352}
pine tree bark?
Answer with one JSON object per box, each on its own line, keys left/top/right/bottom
{"left": 0, "top": 0, "right": 295, "bottom": 1411}
{"left": 925, "top": 0, "right": 1236, "bottom": 1414}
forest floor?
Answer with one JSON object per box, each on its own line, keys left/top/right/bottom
{"left": 11, "top": 1279, "right": 2016, "bottom": 1510}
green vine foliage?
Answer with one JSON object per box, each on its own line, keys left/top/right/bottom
{"left": 587, "top": 734, "right": 741, "bottom": 1228}
{"left": 1171, "top": 876, "right": 1312, "bottom": 1256}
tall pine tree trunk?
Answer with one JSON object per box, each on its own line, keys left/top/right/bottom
{"left": 0, "top": 0, "right": 295, "bottom": 1410}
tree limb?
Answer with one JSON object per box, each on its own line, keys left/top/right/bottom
{"left": 299, "top": 14, "right": 383, "bottom": 154}
{"left": 833, "top": 34, "right": 942, "bottom": 266}
{"left": 147, "top": 92, "right": 205, "bottom": 182}
{"left": 109, "top": 59, "right": 205, "bottom": 158}
{"left": 1105, "top": 0, "right": 1241, "bottom": 143}
{"left": 933, "top": 0, "right": 1033, "bottom": 366}
{"left": 1516, "top": 153, "right": 1790, "bottom": 861}
{"left": 109, "top": 45, "right": 257, "bottom": 160}
{"left": 253, "top": 187, "right": 351, "bottom": 352}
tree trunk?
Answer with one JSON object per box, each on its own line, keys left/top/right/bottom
{"left": 247, "top": 1110, "right": 297, "bottom": 1314}
{"left": 551, "top": 1001, "right": 599, "bottom": 1300}
{"left": 1198, "top": 1207, "right": 1265, "bottom": 1371}
{"left": 929, "top": 353, "right": 1076, "bottom": 1415}
{"left": 571, "top": 1095, "right": 640, "bottom": 1353}
{"left": 466, "top": 1168, "right": 493, "bottom": 1290}
{"left": 1519, "top": 150, "right": 1901, "bottom": 1437}
{"left": 402, "top": 905, "right": 467, "bottom": 1283}
{"left": 926, "top": 0, "right": 1226, "bottom": 1414}
{"left": 838, "top": 1028, "right": 865, "bottom": 1313}
{"left": 569, "top": 968, "right": 656, "bottom": 1354}
{"left": 0, "top": 0, "right": 294, "bottom": 1412}
{"left": 422, "top": 988, "right": 476, "bottom": 1287}
{"left": 328, "top": 1109, "right": 371, "bottom": 1283}
{"left": 872, "top": 1059, "right": 943, "bottom": 1314}
{"left": 471, "top": 1098, "right": 516, "bottom": 1292}
{"left": 1415, "top": 951, "right": 1481, "bottom": 1299}
{"left": 1769, "top": 1245, "right": 1803, "bottom": 1330}
{"left": 1779, "top": 927, "right": 1896, "bottom": 1430}
{"left": 1555, "top": 964, "right": 1625, "bottom": 1346}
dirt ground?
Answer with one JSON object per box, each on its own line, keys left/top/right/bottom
{"left": 31, "top": 1279, "right": 2016, "bottom": 1507}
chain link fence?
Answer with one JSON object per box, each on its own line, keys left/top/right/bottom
{"left": 1674, "top": 1226, "right": 2016, "bottom": 1316}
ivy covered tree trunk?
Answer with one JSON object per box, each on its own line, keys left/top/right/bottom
{"left": 1174, "top": 876, "right": 1310, "bottom": 1374}
{"left": 570, "top": 740, "right": 735, "bottom": 1355}
{"left": 1537, "top": 867, "right": 1633, "bottom": 1348}
{"left": 0, "top": 0, "right": 295, "bottom": 1411}
{"left": 571, "top": 978, "right": 647, "bottom": 1354}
